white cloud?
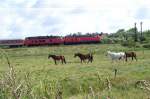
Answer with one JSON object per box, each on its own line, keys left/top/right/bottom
{"left": 0, "top": 0, "right": 150, "bottom": 39}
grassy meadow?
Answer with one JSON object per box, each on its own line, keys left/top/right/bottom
{"left": 0, "top": 44, "right": 150, "bottom": 99}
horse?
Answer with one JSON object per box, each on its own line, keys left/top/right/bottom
{"left": 106, "top": 51, "right": 125, "bottom": 62}
{"left": 74, "top": 53, "right": 93, "bottom": 63}
{"left": 48, "top": 54, "right": 66, "bottom": 65}
{"left": 125, "top": 51, "right": 137, "bottom": 62}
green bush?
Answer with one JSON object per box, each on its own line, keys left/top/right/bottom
{"left": 101, "top": 37, "right": 114, "bottom": 44}
{"left": 121, "top": 40, "right": 136, "bottom": 47}
{"left": 139, "top": 36, "right": 146, "bottom": 42}
{"left": 143, "top": 44, "right": 150, "bottom": 48}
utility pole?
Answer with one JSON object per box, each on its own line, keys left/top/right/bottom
{"left": 140, "top": 22, "right": 143, "bottom": 43}
{"left": 140, "top": 22, "right": 144, "bottom": 54}
{"left": 134, "top": 22, "right": 138, "bottom": 42}
{"left": 140, "top": 22, "right": 143, "bottom": 38}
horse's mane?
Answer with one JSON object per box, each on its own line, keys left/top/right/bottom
{"left": 75, "top": 53, "right": 93, "bottom": 56}
{"left": 75, "top": 53, "right": 83, "bottom": 55}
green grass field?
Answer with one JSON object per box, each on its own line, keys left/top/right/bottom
{"left": 0, "top": 44, "right": 150, "bottom": 99}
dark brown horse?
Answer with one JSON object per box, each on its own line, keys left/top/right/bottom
{"left": 74, "top": 53, "right": 93, "bottom": 63}
{"left": 125, "top": 52, "right": 137, "bottom": 62}
{"left": 48, "top": 54, "right": 66, "bottom": 65}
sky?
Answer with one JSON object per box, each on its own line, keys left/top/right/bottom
{"left": 0, "top": 0, "right": 150, "bottom": 39}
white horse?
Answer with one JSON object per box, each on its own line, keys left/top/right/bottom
{"left": 106, "top": 51, "right": 125, "bottom": 62}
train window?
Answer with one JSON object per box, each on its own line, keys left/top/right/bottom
{"left": 39, "top": 40, "right": 45, "bottom": 42}
{"left": 42, "top": 40, "right": 45, "bottom": 42}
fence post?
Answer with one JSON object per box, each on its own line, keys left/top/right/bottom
{"left": 114, "top": 69, "right": 117, "bottom": 78}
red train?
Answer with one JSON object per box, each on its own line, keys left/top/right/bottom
{"left": 24, "top": 36, "right": 64, "bottom": 46}
{"left": 0, "top": 34, "right": 103, "bottom": 47}
{"left": 64, "top": 34, "right": 102, "bottom": 44}
{"left": 0, "top": 39, "right": 24, "bottom": 47}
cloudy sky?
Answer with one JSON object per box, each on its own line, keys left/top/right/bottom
{"left": 0, "top": 0, "right": 150, "bottom": 39}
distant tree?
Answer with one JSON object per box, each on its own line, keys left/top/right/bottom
{"left": 115, "top": 29, "right": 127, "bottom": 40}
{"left": 85, "top": 33, "right": 91, "bottom": 36}
{"left": 142, "top": 30, "right": 150, "bottom": 42}
{"left": 77, "top": 32, "right": 82, "bottom": 36}
{"left": 126, "top": 27, "right": 138, "bottom": 41}
{"left": 116, "top": 29, "right": 125, "bottom": 34}
{"left": 126, "top": 28, "right": 135, "bottom": 34}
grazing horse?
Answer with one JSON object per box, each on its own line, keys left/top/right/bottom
{"left": 106, "top": 51, "right": 125, "bottom": 62}
{"left": 48, "top": 54, "right": 66, "bottom": 65}
{"left": 74, "top": 53, "right": 93, "bottom": 63}
{"left": 125, "top": 52, "right": 137, "bottom": 62}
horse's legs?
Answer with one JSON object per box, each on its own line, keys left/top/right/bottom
{"left": 87, "top": 59, "right": 92, "bottom": 63}
{"left": 132, "top": 56, "right": 134, "bottom": 60}
{"left": 61, "top": 59, "right": 63, "bottom": 64}
{"left": 89, "top": 59, "right": 92, "bottom": 63}
{"left": 90, "top": 57, "right": 93, "bottom": 63}
{"left": 123, "top": 55, "right": 126, "bottom": 61}
{"left": 134, "top": 56, "right": 137, "bottom": 61}
{"left": 125, "top": 57, "right": 127, "bottom": 62}
{"left": 119, "top": 57, "right": 122, "bottom": 60}
{"left": 64, "top": 59, "right": 66, "bottom": 64}
{"left": 54, "top": 60, "right": 57, "bottom": 65}
{"left": 63, "top": 58, "right": 66, "bottom": 64}
{"left": 81, "top": 59, "right": 82, "bottom": 63}
{"left": 52, "top": 59, "right": 57, "bottom": 65}
{"left": 83, "top": 59, "right": 86, "bottom": 63}
{"left": 87, "top": 59, "right": 90, "bottom": 63}
{"left": 87, "top": 58, "right": 91, "bottom": 63}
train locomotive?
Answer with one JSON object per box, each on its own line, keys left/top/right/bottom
{"left": 0, "top": 34, "right": 103, "bottom": 47}
{"left": 24, "top": 36, "right": 64, "bottom": 46}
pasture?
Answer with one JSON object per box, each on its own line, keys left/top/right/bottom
{"left": 0, "top": 44, "right": 150, "bottom": 99}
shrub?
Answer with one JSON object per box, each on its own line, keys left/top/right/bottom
{"left": 101, "top": 38, "right": 114, "bottom": 44}
{"left": 143, "top": 44, "right": 150, "bottom": 48}
{"left": 121, "top": 40, "right": 136, "bottom": 47}
{"left": 139, "top": 36, "right": 146, "bottom": 42}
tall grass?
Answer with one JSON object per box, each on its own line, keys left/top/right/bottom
{"left": 0, "top": 44, "right": 150, "bottom": 99}
{"left": 0, "top": 50, "right": 118, "bottom": 99}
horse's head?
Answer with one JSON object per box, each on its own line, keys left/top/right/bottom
{"left": 74, "top": 53, "right": 78, "bottom": 57}
{"left": 48, "top": 54, "right": 54, "bottom": 59}
{"left": 107, "top": 51, "right": 111, "bottom": 53}
{"left": 74, "top": 53, "right": 80, "bottom": 58}
{"left": 105, "top": 51, "right": 110, "bottom": 56}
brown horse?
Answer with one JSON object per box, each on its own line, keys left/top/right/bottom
{"left": 74, "top": 53, "right": 93, "bottom": 63}
{"left": 125, "top": 52, "right": 137, "bottom": 62}
{"left": 48, "top": 54, "right": 66, "bottom": 65}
